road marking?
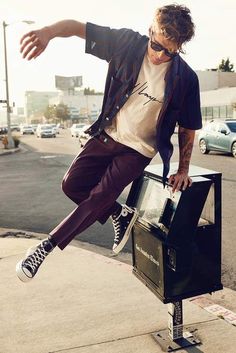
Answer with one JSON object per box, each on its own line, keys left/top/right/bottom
{"left": 40, "top": 155, "right": 58, "bottom": 159}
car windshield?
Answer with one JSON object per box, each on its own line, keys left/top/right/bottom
{"left": 76, "top": 124, "right": 85, "bottom": 128}
{"left": 226, "top": 122, "right": 236, "bottom": 132}
{"left": 41, "top": 125, "right": 52, "bottom": 130}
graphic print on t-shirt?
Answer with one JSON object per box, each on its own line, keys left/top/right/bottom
{"left": 105, "top": 52, "right": 171, "bottom": 158}
{"left": 131, "top": 81, "right": 164, "bottom": 105}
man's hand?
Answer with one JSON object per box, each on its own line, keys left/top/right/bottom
{"left": 168, "top": 126, "right": 195, "bottom": 192}
{"left": 20, "top": 20, "right": 86, "bottom": 60}
{"left": 168, "top": 172, "right": 192, "bottom": 193}
{"left": 20, "top": 27, "right": 51, "bottom": 60}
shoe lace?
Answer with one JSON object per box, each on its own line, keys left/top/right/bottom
{"left": 112, "top": 216, "right": 121, "bottom": 242}
{"left": 24, "top": 246, "right": 49, "bottom": 273}
{"left": 112, "top": 205, "right": 134, "bottom": 242}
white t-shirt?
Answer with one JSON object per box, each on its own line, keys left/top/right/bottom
{"left": 105, "top": 52, "right": 170, "bottom": 158}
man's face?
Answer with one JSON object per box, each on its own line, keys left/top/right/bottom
{"left": 147, "top": 24, "right": 179, "bottom": 65}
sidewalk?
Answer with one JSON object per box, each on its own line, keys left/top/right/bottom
{"left": 0, "top": 229, "right": 236, "bottom": 353}
{"left": 0, "top": 142, "right": 20, "bottom": 156}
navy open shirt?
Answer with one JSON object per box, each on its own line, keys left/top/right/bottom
{"left": 85, "top": 22, "right": 202, "bottom": 183}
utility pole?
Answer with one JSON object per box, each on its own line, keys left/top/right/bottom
{"left": 3, "top": 21, "right": 14, "bottom": 148}
{"left": 2, "top": 20, "right": 35, "bottom": 148}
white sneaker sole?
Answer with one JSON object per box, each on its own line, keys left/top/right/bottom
{"left": 112, "top": 209, "right": 138, "bottom": 254}
{"left": 16, "top": 260, "right": 33, "bottom": 282}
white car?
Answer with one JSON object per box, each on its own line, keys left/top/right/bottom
{"left": 36, "top": 124, "right": 56, "bottom": 138}
{"left": 50, "top": 124, "right": 59, "bottom": 134}
{"left": 31, "top": 124, "right": 38, "bottom": 132}
{"left": 78, "top": 125, "right": 91, "bottom": 147}
{"left": 71, "top": 123, "right": 88, "bottom": 137}
{"left": 20, "top": 125, "right": 34, "bottom": 135}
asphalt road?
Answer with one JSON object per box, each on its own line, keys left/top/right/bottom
{"left": 1, "top": 128, "right": 236, "bottom": 289}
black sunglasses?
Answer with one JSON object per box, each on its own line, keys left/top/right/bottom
{"left": 150, "top": 31, "right": 178, "bottom": 59}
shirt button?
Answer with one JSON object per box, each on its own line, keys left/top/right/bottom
{"left": 116, "top": 106, "right": 119, "bottom": 109}
{"left": 125, "top": 94, "right": 129, "bottom": 98}
{"left": 105, "top": 117, "right": 109, "bottom": 120}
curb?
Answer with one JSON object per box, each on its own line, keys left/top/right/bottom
{"left": 0, "top": 147, "right": 21, "bottom": 156}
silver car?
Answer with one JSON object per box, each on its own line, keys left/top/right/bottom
{"left": 36, "top": 124, "right": 56, "bottom": 138}
{"left": 198, "top": 120, "right": 236, "bottom": 157}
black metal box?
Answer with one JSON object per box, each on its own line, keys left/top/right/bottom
{"left": 128, "top": 163, "right": 223, "bottom": 303}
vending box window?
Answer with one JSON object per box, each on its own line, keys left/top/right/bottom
{"left": 128, "top": 163, "right": 223, "bottom": 304}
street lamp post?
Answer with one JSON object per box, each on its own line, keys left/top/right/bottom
{"left": 3, "top": 21, "right": 14, "bottom": 148}
{"left": 2, "top": 20, "right": 34, "bottom": 149}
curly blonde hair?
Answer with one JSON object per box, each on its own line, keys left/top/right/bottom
{"left": 153, "top": 4, "right": 195, "bottom": 51}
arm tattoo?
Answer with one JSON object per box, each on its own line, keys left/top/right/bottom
{"left": 178, "top": 128, "right": 194, "bottom": 173}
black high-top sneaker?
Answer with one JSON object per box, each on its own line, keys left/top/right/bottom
{"left": 16, "top": 238, "right": 55, "bottom": 282}
{"left": 112, "top": 204, "right": 138, "bottom": 254}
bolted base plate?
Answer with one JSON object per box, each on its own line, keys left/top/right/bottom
{"left": 152, "top": 330, "right": 201, "bottom": 352}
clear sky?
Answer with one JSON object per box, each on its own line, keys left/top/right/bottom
{"left": 0, "top": 0, "right": 235, "bottom": 107}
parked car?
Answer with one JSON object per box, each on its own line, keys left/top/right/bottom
{"left": 36, "top": 124, "right": 56, "bottom": 138}
{"left": 198, "top": 119, "right": 236, "bottom": 157}
{"left": 10, "top": 124, "right": 20, "bottom": 132}
{"left": 31, "top": 124, "right": 38, "bottom": 132}
{"left": 50, "top": 124, "right": 59, "bottom": 134}
{"left": 78, "top": 125, "right": 91, "bottom": 147}
{"left": 71, "top": 123, "right": 88, "bottom": 137}
{"left": 0, "top": 126, "right": 7, "bottom": 135}
{"left": 20, "top": 124, "right": 34, "bottom": 135}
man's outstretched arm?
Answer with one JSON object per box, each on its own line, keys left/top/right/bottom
{"left": 20, "top": 20, "right": 86, "bottom": 60}
{"left": 168, "top": 126, "right": 195, "bottom": 192}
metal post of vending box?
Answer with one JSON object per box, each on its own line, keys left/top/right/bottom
{"left": 152, "top": 300, "right": 201, "bottom": 352}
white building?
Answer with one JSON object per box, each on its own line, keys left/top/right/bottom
{"left": 196, "top": 70, "right": 236, "bottom": 92}
{"left": 196, "top": 71, "right": 236, "bottom": 123}
{"left": 25, "top": 91, "right": 58, "bottom": 122}
{"left": 49, "top": 90, "right": 103, "bottom": 123}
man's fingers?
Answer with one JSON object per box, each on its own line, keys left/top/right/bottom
{"left": 20, "top": 34, "right": 37, "bottom": 53}
{"left": 182, "top": 178, "right": 189, "bottom": 191}
{"left": 168, "top": 175, "right": 175, "bottom": 185}
{"left": 33, "top": 48, "right": 44, "bottom": 59}
{"left": 20, "top": 31, "right": 35, "bottom": 44}
{"left": 188, "top": 178, "right": 193, "bottom": 187}
{"left": 22, "top": 40, "right": 40, "bottom": 59}
{"left": 26, "top": 46, "right": 42, "bottom": 60}
{"left": 168, "top": 174, "right": 192, "bottom": 192}
{"left": 172, "top": 179, "right": 182, "bottom": 193}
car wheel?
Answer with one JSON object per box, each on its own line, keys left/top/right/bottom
{"left": 199, "top": 139, "right": 209, "bottom": 154}
{"left": 231, "top": 142, "right": 236, "bottom": 158}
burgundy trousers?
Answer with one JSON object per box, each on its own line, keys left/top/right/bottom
{"left": 50, "top": 132, "right": 151, "bottom": 250}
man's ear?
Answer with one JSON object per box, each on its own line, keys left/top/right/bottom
{"left": 148, "top": 27, "right": 152, "bottom": 36}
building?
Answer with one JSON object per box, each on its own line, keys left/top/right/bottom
{"left": 25, "top": 91, "right": 58, "bottom": 123}
{"left": 196, "top": 70, "right": 236, "bottom": 92}
{"left": 49, "top": 90, "right": 103, "bottom": 124}
{"left": 196, "top": 71, "right": 236, "bottom": 123}
{"left": 24, "top": 71, "right": 236, "bottom": 127}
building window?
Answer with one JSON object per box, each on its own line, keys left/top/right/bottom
{"left": 201, "top": 107, "right": 206, "bottom": 118}
{"left": 219, "top": 106, "right": 227, "bottom": 118}
{"left": 213, "top": 106, "right": 220, "bottom": 119}
{"left": 226, "top": 105, "right": 233, "bottom": 118}
{"left": 206, "top": 107, "right": 213, "bottom": 118}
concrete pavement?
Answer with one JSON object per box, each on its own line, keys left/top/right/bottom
{"left": 0, "top": 142, "right": 20, "bottom": 156}
{"left": 0, "top": 228, "right": 236, "bottom": 353}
